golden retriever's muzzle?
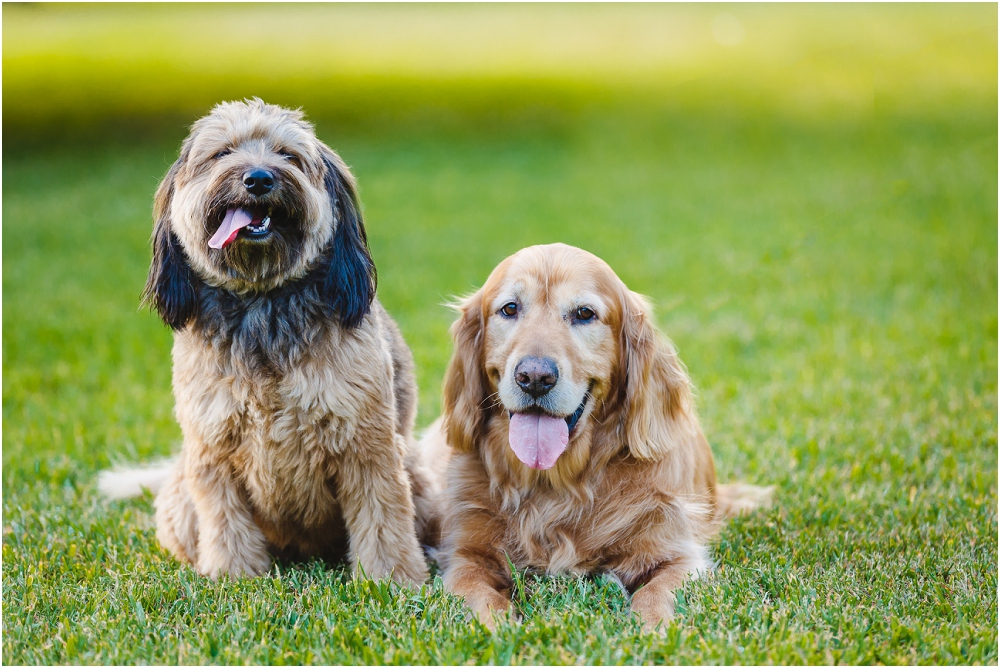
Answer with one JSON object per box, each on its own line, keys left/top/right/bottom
{"left": 205, "top": 164, "right": 307, "bottom": 283}
{"left": 506, "top": 355, "right": 593, "bottom": 470}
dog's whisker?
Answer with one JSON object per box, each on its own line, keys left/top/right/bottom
{"left": 584, "top": 392, "right": 608, "bottom": 426}
{"left": 482, "top": 395, "right": 506, "bottom": 412}
{"left": 478, "top": 391, "right": 501, "bottom": 410}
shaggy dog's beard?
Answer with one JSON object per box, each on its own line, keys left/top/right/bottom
{"left": 204, "top": 178, "right": 310, "bottom": 286}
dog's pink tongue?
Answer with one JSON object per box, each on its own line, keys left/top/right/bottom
{"left": 508, "top": 413, "right": 569, "bottom": 470}
{"left": 208, "top": 207, "right": 253, "bottom": 249}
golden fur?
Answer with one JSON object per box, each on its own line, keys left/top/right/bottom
{"left": 427, "top": 243, "right": 771, "bottom": 631}
{"left": 99, "top": 99, "right": 437, "bottom": 583}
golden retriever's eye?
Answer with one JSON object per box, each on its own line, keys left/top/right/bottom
{"left": 574, "top": 306, "right": 597, "bottom": 323}
{"left": 213, "top": 149, "right": 231, "bottom": 160}
{"left": 499, "top": 302, "right": 519, "bottom": 318}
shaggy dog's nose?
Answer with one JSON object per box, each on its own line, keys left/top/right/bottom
{"left": 243, "top": 169, "right": 274, "bottom": 195}
{"left": 515, "top": 357, "right": 559, "bottom": 398}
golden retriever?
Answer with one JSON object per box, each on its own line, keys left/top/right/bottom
{"left": 427, "top": 243, "right": 771, "bottom": 631}
{"left": 99, "top": 99, "right": 438, "bottom": 584}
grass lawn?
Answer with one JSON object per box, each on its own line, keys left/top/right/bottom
{"left": 3, "top": 4, "right": 997, "bottom": 665}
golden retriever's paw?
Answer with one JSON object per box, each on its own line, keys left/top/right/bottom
{"left": 630, "top": 589, "right": 675, "bottom": 635}
{"left": 636, "top": 613, "right": 672, "bottom": 636}
{"left": 490, "top": 607, "right": 522, "bottom": 632}
{"left": 471, "top": 595, "right": 519, "bottom": 632}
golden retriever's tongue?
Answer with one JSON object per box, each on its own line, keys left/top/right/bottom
{"left": 508, "top": 413, "right": 569, "bottom": 470}
{"left": 208, "top": 207, "right": 255, "bottom": 249}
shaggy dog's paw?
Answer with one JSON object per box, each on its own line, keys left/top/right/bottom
{"left": 357, "top": 548, "right": 430, "bottom": 588}
{"left": 198, "top": 549, "right": 271, "bottom": 580}
{"left": 390, "top": 557, "right": 431, "bottom": 588}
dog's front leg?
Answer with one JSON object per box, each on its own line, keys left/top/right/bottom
{"left": 184, "top": 442, "right": 270, "bottom": 579}
{"left": 336, "top": 432, "right": 429, "bottom": 586}
{"left": 440, "top": 498, "right": 517, "bottom": 631}
{"left": 627, "top": 561, "right": 690, "bottom": 634}
{"left": 442, "top": 544, "right": 517, "bottom": 632}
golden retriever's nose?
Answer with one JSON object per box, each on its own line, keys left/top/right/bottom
{"left": 515, "top": 356, "right": 559, "bottom": 398}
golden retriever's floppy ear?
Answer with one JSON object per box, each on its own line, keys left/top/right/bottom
{"left": 320, "top": 150, "right": 377, "bottom": 329}
{"left": 617, "top": 291, "right": 698, "bottom": 460}
{"left": 143, "top": 150, "right": 201, "bottom": 330}
{"left": 442, "top": 290, "right": 491, "bottom": 452}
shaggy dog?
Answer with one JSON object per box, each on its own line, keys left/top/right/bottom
{"left": 426, "top": 243, "right": 771, "bottom": 631}
{"left": 99, "top": 99, "right": 436, "bottom": 584}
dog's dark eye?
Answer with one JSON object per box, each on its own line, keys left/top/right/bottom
{"left": 499, "top": 302, "right": 519, "bottom": 318}
{"left": 574, "top": 306, "right": 597, "bottom": 323}
{"left": 279, "top": 152, "right": 302, "bottom": 169}
{"left": 213, "top": 149, "right": 231, "bottom": 160}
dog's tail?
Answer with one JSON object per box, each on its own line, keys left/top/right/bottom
{"left": 715, "top": 483, "right": 774, "bottom": 520}
{"left": 97, "top": 459, "right": 176, "bottom": 500}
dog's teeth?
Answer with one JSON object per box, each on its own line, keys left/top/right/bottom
{"left": 244, "top": 216, "right": 272, "bottom": 235}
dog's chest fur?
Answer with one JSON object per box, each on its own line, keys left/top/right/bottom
{"left": 499, "top": 476, "right": 663, "bottom": 573}
{"left": 172, "top": 287, "right": 396, "bottom": 532}
{"left": 467, "top": 446, "right": 711, "bottom": 581}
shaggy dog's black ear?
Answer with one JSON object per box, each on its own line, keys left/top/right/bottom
{"left": 142, "top": 153, "right": 200, "bottom": 330}
{"left": 321, "top": 152, "right": 377, "bottom": 329}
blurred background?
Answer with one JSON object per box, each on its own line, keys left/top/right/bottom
{"left": 4, "top": 4, "right": 997, "bottom": 141}
{"left": 3, "top": 5, "right": 997, "bottom": 663}
{"left": 5, "top": 4, "right": 998, "bottom": 145}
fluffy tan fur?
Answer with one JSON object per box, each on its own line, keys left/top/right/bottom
{"left": 427, "top": 243, "right": 771, "bottom": 631}
{"left": 157, "top": 301, "right": 433, "bottom": 582}
{"left": 99, "top": 99, "right": 435, "bottom": 584}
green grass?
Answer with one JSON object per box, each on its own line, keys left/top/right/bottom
{"left": 3, "top": 4, "right": 998, "bottom": 665}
